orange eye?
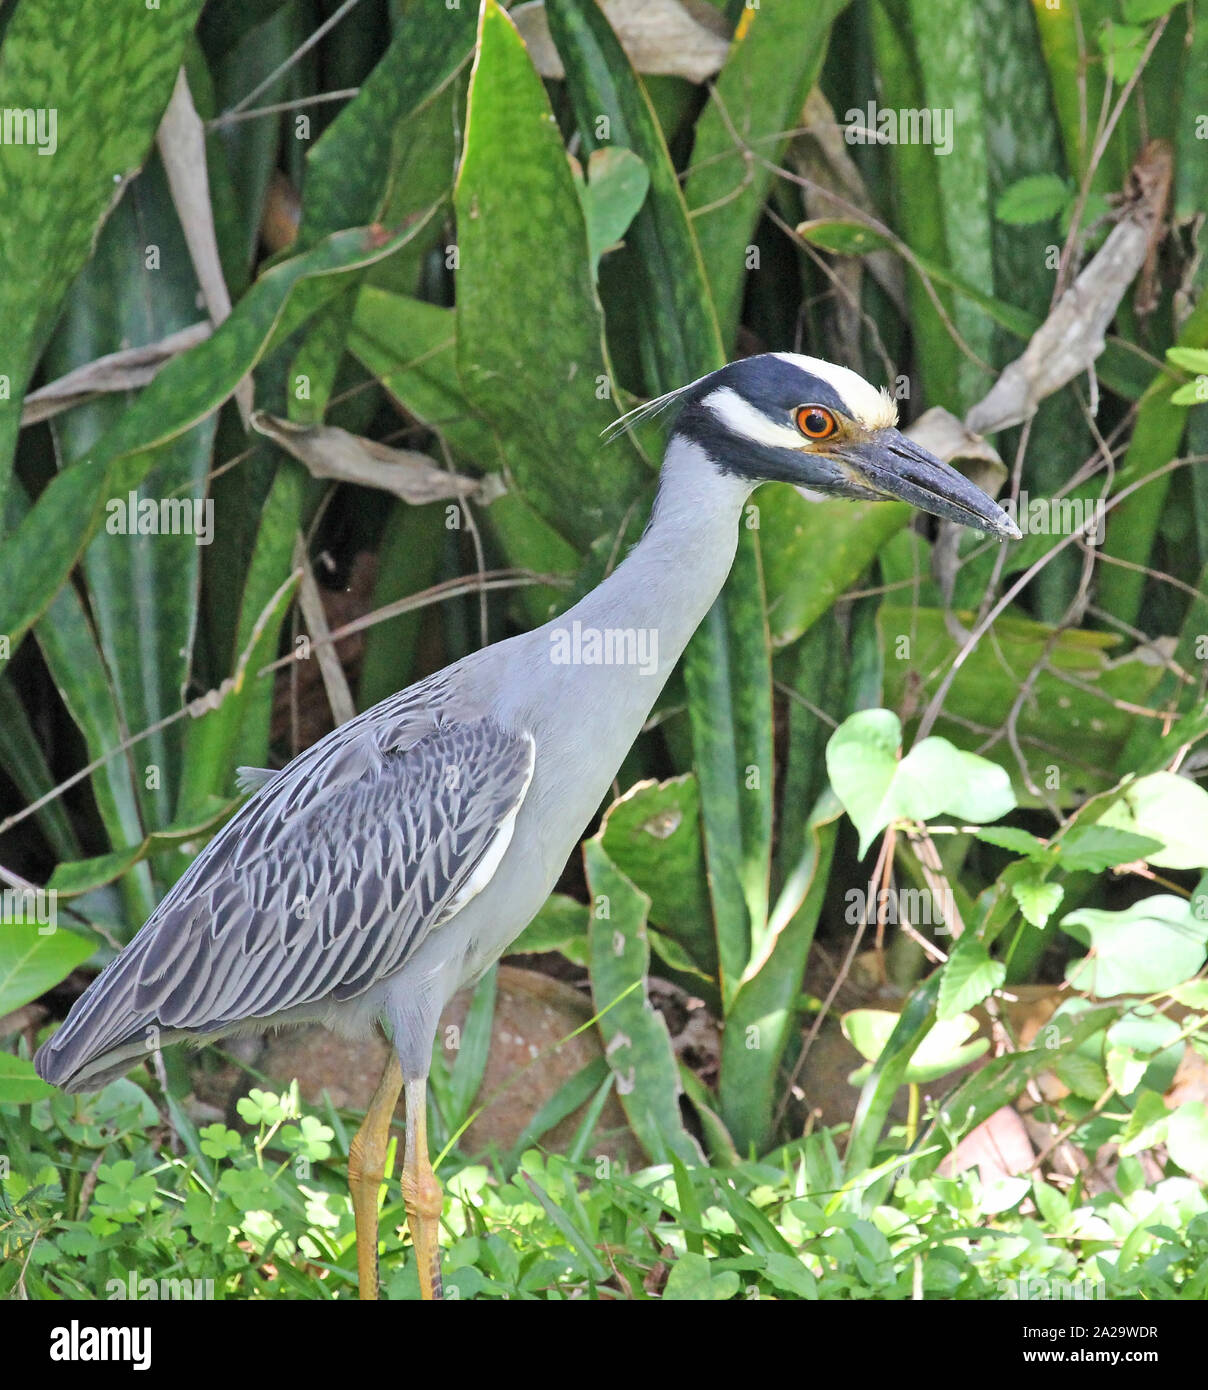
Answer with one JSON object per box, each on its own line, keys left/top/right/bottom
{"left": 795, "top": 405, "right": 838, "bottom": 440}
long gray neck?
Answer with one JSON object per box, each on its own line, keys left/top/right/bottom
{"left": 553, "top": 436, "right": 754, "bottom": 685}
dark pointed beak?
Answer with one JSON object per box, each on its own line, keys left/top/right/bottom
{"left": 840, "top": 429, "right": 1020, "bottom": 540}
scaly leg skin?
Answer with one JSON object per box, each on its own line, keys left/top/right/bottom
{"left": 402, "top": 1074, "right": 444, "bottom": 1300}
{"left": 348, "top": 1052, "right": 403, "bottom": 1301}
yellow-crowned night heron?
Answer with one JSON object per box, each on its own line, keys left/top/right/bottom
{"left": 35, "top": 353, "right": 1019, "bottom": 1299}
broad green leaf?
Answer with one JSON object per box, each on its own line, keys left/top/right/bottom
{"left": 0, "top": 1053, "right": 56, "bottom": 1104}
{"left": 571, "top": 146, "right": 650, "bottom": 275}
{"left": 510, "top": 893, "right": 590, "bottom": 966}
{"left": 1098, "top": 21, "right": 1147, "bottom": 82}
{"left": 995, "top": 174, "right": 1069, "bottom": 224}
{"left": 0, "top": 922, "right": 95, "bottom": 1015}
{"left": 842, "top": 1006, "right": 988, "bottom": 1083}
{"left": 1055, "top": 1052, "right": 1107, "bottom": 1101}
{"left": 975, "top": 826, "right": 1047, "bottom": 858}
{"left": 1095, "top": 773, "right": 1208, "bottom": 870}
{"left": 1061, "top": 895, "right": 1208, "bottom": 996}
{"left": 662, "top": 1252, "right": 741, "bottom": 1301}
{"left": 826, "top": 710, "right": 1015, "bottom": 857}
{"left": 1055, "top": 824, "right": 1165, "bottom": 873}
{"left": 1167, "top": 347, "right": 1208, "bottom": 374}
{"left": 1011, "top": 878, "right": 1064, "bottom": 929}
{"left": 1167, "top": 1102, "right": 1208, "bottom": 1181}
{"left": 937, "top": 936, "right": 1006, "bottom": 1021}
{"left": 894, "top": 738, "right": 1016, "bottom": 826}
{"left": 824, "top": 708, "right": 901, "bottom": 857}
{"left": 1119, "top": 1089, "right": 1172, "bottom": 1156}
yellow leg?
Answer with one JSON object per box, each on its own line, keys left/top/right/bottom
{"left": 348, "top": 1052, "right": 402, "bottom": 1301}
{"left": 402, "top": 1074, "right": 443, "bottom": 1301}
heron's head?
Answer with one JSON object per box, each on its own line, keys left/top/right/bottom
{"left": 647, "top": 353, "right": 1019, "bottom": 539}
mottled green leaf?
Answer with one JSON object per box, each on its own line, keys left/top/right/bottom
{"left": 0, "top": 0, "right": 204, "bottom": 505}
{"left": 584, "top": 837, "right": 701, "bottom": 1165}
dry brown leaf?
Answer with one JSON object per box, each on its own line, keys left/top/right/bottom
{"left": 512, "top": 0, "right": 729, "bottom": 83}
{"left": 251, "top": 411, "right": 502, "bottom": 505}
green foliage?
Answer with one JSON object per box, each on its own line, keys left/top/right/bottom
{"left": 2, "top": 0, "right": 1207, "bottom": 1301}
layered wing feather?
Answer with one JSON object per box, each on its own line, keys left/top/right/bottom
{"left": 36, "top": 693, "right": 534, "bottom": 1091}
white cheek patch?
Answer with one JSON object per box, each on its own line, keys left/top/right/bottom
{"left": 701, "top": 386, "right": 805, "bottom": 449}
{"left": 772, "top": 352, "right": 899, "bottom": 430}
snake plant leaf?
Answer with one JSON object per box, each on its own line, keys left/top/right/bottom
{"left": 46, "top": 797, "right": 236, "bottom": 899}
{"left": 546, "top": 0, "right": 775, "bottom": 1016}
{"left": 544, "top": 0, "right": 724, "bottom": 383}
{"left": 0, "top": 678, "right": 80, "bottom": 861}
{"left": 176, "top": 472, "right": 303, "bottom": 825}
{"left": 0, "top": 220, "right": 428, "bottom": 668}
{"left": 288, "top": 0, "right": 477, "bottom": 421}
{"left": 299, "top": 0, "right": 476, "bottom": 243}
{"left": 455, "top": 0, "right": 644, "bottom": 550}
{"left": 719, "top": 794, "right": 841, "bottom": 1155}
{"left": 510, "top": 893, "right": 590, "bottom": 966}
{"left": 0, "top": 0, "right": 204, "bottom": 508}
{"left": 598, "top": 776, "right": 714, "bottom": 981}
{"left": 583, "top": 837, "right": 702, "bottom": 1165}
{"left": 349, "top": 287, "right": 582, "bottom": 624}
{"left": 5, "top": 483, "right": 156, "bottom": 924}
{"left": 684, "top": 0, "right": 848, "bottom": 346}
{"left": 1099, "top": 292, "right": 1208, "bottom": 628}
{"left": 43, "top": 155, "right": 214, "bottom": 836}
{"left": 759, "top": 484, "right": 909, "bottom": 647}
